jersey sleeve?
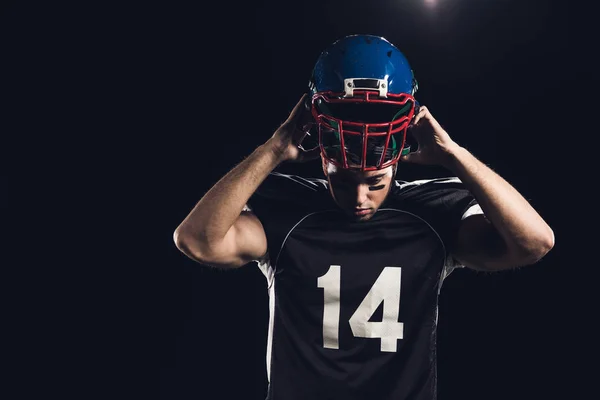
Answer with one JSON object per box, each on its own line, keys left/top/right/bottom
{"left": 246, "top": 172, "right": 330, "bottom": 265}
{"left": 392, "top": 177, "right": 484, "bottom": 262}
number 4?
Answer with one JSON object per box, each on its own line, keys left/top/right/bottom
{"left": 317, "top": 265, "right": 404, "bottom": 353}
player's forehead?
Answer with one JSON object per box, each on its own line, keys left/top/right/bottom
{"left": 328, "top": 164, "right": 393, "bottom": 179}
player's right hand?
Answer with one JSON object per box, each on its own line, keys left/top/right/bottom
{"left": 268, "top": 94, "right": 321, "bottom": 163}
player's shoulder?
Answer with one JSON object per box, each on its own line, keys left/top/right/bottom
{"left": 386, "top": 176, "right": 477, "bottom": 213}
{"left": 252, "top": 171, "right": 331, "bottom": 207}
{"left": 257, "top": 171, "right": 328, "bottom": 195}
{"left": 391, "top": 176, "right": 467, "bottom": 198}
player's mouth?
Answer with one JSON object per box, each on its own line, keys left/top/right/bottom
{"left": 354, "top": 208, "right": 371, "bottom": 216}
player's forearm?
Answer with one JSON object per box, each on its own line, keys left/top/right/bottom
{"left": 445, "top": 145, "right": 554, "bottom": 260}
{"left": 175, "top": 139, "right": 284, "bottom": 247}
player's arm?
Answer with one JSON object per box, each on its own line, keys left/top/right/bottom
{"left": 173, "top": 141, "right": 282, "bottom": 269}
{"left": 173, "top": 94, "right": 319, "bottom": 269}
{"left": 175, "top": 205, "right": 268, "bottom": 269}
{"left": 448, "top": 146, "right": 555, "bottom": 271}
{"left": 402, "top": 106, "right": 554, "bottom": 271}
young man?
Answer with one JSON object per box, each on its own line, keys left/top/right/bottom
{"left": 173, "top": 35, "right": 554, "bottom": 400}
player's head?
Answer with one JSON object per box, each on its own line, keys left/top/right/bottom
{"left": 308, "top": 34, "right": 419, "bottom": 172}
{"left": 322, "top": 158, "right": 396, "bottom": 221}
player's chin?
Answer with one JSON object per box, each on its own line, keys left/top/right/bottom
{"left": 347, "top": 208, "right": 374, "bottom": 221}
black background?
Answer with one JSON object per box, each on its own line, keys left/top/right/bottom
{"left": 2, "top": 0, "right": 597, "bottom": 399}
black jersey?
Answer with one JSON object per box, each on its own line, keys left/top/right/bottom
{"left": 247, "top": 172, "right": 482, "bottom": 400}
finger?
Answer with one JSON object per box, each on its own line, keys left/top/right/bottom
{"left": 416, "top": 105, "right": 445, "bottom": 132}
{"left": 285, "top": 93, "right": 309, "bottom": 124}
{"left": 297, "top": 121, "right": 315, "bottom": 140}
{"left": 406, "top": 119, "right": 421, "bottom": 142}
{"left": 412, "top": 105, "right": 427, "bottom": 126}
{"left": 298, "top": 111, "right": 314, "bottom": 132}
{"left": 297, "top": 145, "right": 322, "bottom": 163}
{"left": 292, "top": 99, "right": 316, "bottom": 133}
{"left": 297, "top": 130, "right": 310, "bottom": 143}
{"left": 401, "top": 150, "right": 422, "bottom": 164}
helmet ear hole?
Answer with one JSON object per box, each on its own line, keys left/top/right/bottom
{"left": 314, "top": 98, "right": 333, "bottom": 116}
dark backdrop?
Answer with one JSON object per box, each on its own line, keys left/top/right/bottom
{"left": 2, "top": 1, "right": 596, "bottom": 399}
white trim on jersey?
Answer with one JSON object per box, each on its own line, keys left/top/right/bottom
{"left": 396, "top": 176, "right": 464, "bottom": 190}
{"left": 435, "top": 258, "right": 460, "bottom": 326}
{"left": 257, "top": 257, "right": 276, "bottom": 382}
{"left": 274, "top": 211, "right": 331, "bottom": 268}
{"left": 256, "top": 210, "right": 332, "bottom": 383}
{"left": 395, "top": 178, "right": 486, "bottom": 221}
{"left": 377, "top": 207, "right": 447, "bottom": 259}
{"left": 257, "top": 253, "right": 274, "bottom": 289}
{"left": 462, "top": 203, "right": 484, "bottom": 220}
{"left": 453, "top": 204, "right": 485, "bottom": 270}
{"left": 270, "top": 172, "right": 327, "bottom": 191}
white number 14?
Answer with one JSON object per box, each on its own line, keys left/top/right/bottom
{"left": 317, "top": 265, "right": 404, "bottom": 353}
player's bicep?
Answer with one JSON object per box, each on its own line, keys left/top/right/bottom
{"left": 207, "top": 210, "right": 268, "bottom": 269}
{"left": 452, "top": 213, "right": 509, "bottom": 271}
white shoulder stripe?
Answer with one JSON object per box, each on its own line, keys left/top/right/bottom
{"left": 461, "top": 204, "right": 484, "bottom": 220}
{"left": 286, "top": 175, "right": 319, "bottom": 191}
{"left": 271, "top": 172, "right": 321, "bottom": 192}
{"left": 397, "top": 177, "right": 463, "bottom": 189}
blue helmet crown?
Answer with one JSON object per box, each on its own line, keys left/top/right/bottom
{"left": 309, "top": 34, "right": 418, "bottom": 97}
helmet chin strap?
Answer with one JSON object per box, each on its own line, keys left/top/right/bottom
{"left": 401, "top": 144, "right": 411, "bottom": 156}
{"left": 391, "top": 103, "right": 414, "bottom": 157}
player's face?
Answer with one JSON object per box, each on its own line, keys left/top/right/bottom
{"left": 324, "top": 161, "right": 395, "bottom": 221}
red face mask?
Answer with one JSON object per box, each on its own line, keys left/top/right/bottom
{"left": 311, "top": 89, "right": 416, "bottom": 171}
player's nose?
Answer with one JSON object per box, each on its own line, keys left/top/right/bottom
{"left": 353, "top": 184, "right": 370, "bottom": 206}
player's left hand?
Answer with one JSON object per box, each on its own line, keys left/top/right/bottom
{"left": 401, "top": 105, "right": 461, "bottom": 167}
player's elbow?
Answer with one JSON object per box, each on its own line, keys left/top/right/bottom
{"left": 521, "top": 229, "right": 555, "bottom": 265}
{"left": 173, "top": 225, "right": 188, "bottom": 252}
{"left": 173, "top": 227, "right": 248, "bottom": 269}
{"left": 173, "top": 226, "right": 213, "bottom": 265}
{"left": 512, "top": 225, "right": 555, "bottom": 265}
{"left": 540, "top": 226, "right": 555, "bottom": 256}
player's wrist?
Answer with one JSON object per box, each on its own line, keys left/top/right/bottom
{"left": 438, "top": 142, "right": 466, "bottom": 169}
{"left": 263, "top": 138, "right": 290, "bottom": 164}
